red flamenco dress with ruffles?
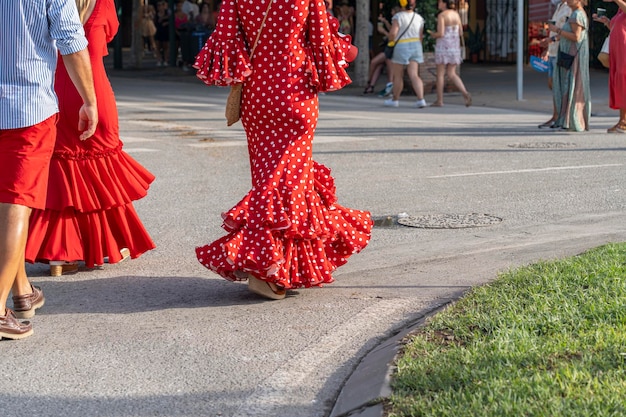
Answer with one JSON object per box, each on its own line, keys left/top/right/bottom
{"left": 194, "top": 0, "right": 371, "bottom": 289}
{"left": 26, "top": 0, "right": 155, "bottom": 268}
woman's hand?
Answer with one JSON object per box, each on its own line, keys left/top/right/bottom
{"left": 592, "top": 14, "right": 611, "bottom": 27}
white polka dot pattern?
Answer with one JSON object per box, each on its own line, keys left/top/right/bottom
{"left": 194, "top": 0, "right": 371, "bottom": 289}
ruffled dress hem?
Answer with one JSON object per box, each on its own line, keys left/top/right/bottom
{"left": 196, "top": 162, "right": 371, "bottom": 289}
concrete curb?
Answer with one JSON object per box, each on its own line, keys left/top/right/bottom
{"left": 329, "top": 302, "right": 450, "bottom": 417}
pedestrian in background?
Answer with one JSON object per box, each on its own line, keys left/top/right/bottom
{"left": 26, "top": 0, "right": 156, "bottom": 277}
{"left": 363, "top": 7, "right": 398, "bottom": 95}
{"left": 549, "top": 0, "right": 590, "bottom": 132}
{"left": 538, "top": 0, "right": 571, "bottom": 128}
{"left": 155, "top": 0, "right": 171, "bottom": 67}
{"left": 193, "top": 0, "right": 372, "bottom": 300}
{"left": 594, "top": 0, "right": 626, "bottom": 133}
{"left": 429, "top": 0, "right": 471, "bottom": 107}
{"left": 0, "top": 0, "right": 97, "bottom": 339}
{"left": 384, "top": 0, "right": 428, "bottom": 108}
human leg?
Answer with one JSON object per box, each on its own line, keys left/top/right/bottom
{"left": 540, "top": 57, "right": 558, "bottom": 127}
{"left": 433, "top": 63, "right": 445, "bottom": 106}
{"left": 0, "top": 203, "right": 32, "bottom": 315}
{"left": 384, "top": 63, "right": 404, "bottom": 107}
{"left": 406, "top": 61, "right": 425, "bottom": 107}
{"left": 446, "top": 64, "right": 471, "bottom": 106}
{"left": 365, "top": 53, "right": 386, "bottom": 93}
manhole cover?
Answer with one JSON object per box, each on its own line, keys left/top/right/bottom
{"left": 397, "top": 213, "right": 502, "bottom": 229}
{"left": 508, "top": 142, "right": 576, "bottom": 149}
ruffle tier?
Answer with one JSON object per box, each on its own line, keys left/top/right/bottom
{"left": 305, "top": 16, "right": 355, "bottom": 92}
{"left": 193, "top": 34, "right": 253, "bottom": 87}
{"left": 305, "top": 38, "right": 352, "bottom": 93}
{"left": 196, "top": 162, "right": 372, "bottom": 289}
{"left": 26, "top": 203, "right": 156, "bottom": 268}
{"left": 46, "top": 143, "right": 155, "bottom": 212}
{"left": 26, "top": 143, "right": 156, "bottom": 268}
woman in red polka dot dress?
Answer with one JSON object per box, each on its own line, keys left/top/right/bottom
{"left": 193, "top": 0, "right": 372, "bottom": 299}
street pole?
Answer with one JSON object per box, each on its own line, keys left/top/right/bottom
{"left": 517, "top": 0, "right": 524, "bottom": 101}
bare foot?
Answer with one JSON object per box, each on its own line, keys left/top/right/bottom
{"left": 430, "top": 102, "right": 444, "bottom": 107}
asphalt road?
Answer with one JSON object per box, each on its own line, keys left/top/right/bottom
{"left": 2, "top": 70, "right": 625, "bottom": 417}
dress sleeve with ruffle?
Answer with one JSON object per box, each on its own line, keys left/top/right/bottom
{"left": 193, "top": 0, "right": 252, "bottom": 86}
{"left": 306, "top": 0, "right": 356, "bottom": 92}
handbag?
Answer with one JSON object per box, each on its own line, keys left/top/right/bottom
{"left": 556, "top": 50, "right": 576, "bottom": 69}
{"left": 598, "top": 34, "right": 609, "bottom": 68}
{"left": 225, "top": 0, "right": 273, "bottom": 126}
{"left": 384, "top": 12, "right": 416, "bottom": 60}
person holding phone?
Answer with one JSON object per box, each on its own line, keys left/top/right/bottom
{"left": 538, "top": 0, "right": 571, "bottom": 128}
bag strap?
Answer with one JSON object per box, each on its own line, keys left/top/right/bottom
{"left": 395, "top": 12, "right": 416, "bottom": 43}
{"left": 250, "top": 0, "right": 274, "bottom": 58}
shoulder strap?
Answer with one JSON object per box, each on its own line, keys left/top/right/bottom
{"left": 250, "top": 0, "right": 274, "bottom": 58}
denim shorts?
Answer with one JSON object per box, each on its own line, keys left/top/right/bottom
{"left": 391, "top": 40, "right": 424, "bottom": 65}
{"left": 548, "top": 56, "right": 557, "bottom": 78}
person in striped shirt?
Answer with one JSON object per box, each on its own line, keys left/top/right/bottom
{"left": 0, "top": 0, "right": 98, "bottom": 340}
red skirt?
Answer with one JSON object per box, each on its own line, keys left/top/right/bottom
{"left": 0, "top": 115, "right": 57, "bottom": 209}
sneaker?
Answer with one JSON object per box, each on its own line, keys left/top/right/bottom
{"left": 378, "top": 82, "right": 393, "bottom": 97}
{"left": 414, "top": 99, "right": 427, "bottom": 108}
{"left": 156, "top": 61, "right": 163, "bottom": 67}
{"left": 0, "top": 308, "right": 33, "bottom": 340}
{"left": 13, "top": 285, "right": 45, "bottom": 319}
{"left": 384, "top": 99, "right": 399, "bottom": 108}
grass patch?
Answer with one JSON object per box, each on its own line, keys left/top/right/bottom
{"left": 387, "top": 243, "right": 626, "bottom": 417}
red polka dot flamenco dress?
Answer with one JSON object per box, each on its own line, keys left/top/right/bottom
{"left": 194, "top": 0, "right": 372, "bottom": 289}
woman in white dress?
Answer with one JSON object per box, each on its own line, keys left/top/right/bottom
{"left": 429, "top": 0, "right": 471, "bottom": 107}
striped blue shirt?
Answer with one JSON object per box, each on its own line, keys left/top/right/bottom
{"left": 0, "top": 0, "right": 88, "bottom": 129}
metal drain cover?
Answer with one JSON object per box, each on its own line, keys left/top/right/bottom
{"left": 508, "top": 142, "right": 576, "bottom": 149}
{"left": 397, "top": 213, "right": 502, "bottom": 229}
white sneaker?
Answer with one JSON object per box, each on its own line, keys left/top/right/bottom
{"left": 414, "top": 99, "right": 427, "bottom": 108}
{"left": 384, "top": 99, "right": 399, "bottom": 108}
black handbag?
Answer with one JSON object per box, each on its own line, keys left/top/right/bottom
{"left": 384, "top": 12, "right": 416, "bottom": 60}
{"left": 384, "top": 44, "right": 394, "bottom": 59}
{"left": 556, "top": 50, "right": 576, "bottom": 69}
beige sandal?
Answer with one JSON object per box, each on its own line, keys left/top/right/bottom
{"left": 49, "top": 261, "right": 79, "bottom": 277}
{"left": 248, "top": 275, "right": 286, "bottom": 300}
{"left": 607, "top": 122, "right": 626, "bottom": 134}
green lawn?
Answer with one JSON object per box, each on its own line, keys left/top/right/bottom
{"left": 387, "top": 243, "right": 626, "bottom": 417}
